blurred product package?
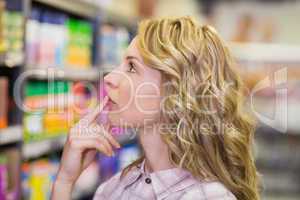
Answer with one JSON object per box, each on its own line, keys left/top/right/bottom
{"left": 0, "top": 77, "right": 8, "bottom": 129}
{"left": 26, "top": 7, "right": 93, "bottom": 69}
{"left": 98, "top": 143, "right": 141, "bottom": 183}
{"left": 22, "top": 159, "right": 59, "bottom": 200}
{"left": 23, "top": 80, "right": 72, "bottom": 142}
{"left": 0, "top": 0, "right": 5, "bottom": 55}
{"left": 0, "top": 148, "right": 21, "bottom": 200}
{"left": 99, "top": 24, "right": 129, "bottom": 66}
{"left": 2, "top": 9, "right": 24, "bottom": 66}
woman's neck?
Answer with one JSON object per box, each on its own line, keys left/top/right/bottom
{"left": 138, "top": 123, "right": 174, "bottom": 173}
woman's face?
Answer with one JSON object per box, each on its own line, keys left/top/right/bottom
{"left": 104, "top": 38, "right": 162, "bottom": 128}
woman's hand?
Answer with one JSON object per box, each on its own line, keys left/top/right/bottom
{"left": 51, "top": 96, "right": 121, "bottom": 199}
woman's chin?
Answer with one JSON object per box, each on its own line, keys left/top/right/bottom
{"left": 107, "top": 115, "right": 136, "bottom": 128}
{"left": 107, "top": 113, "right": 125, "bottom": 127}
{"left": 107, "top": 114, "right": 118, "bottom": 125}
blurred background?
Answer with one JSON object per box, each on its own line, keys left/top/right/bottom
{"left": 0, "top": 0, "right": 299, "bottom": 199}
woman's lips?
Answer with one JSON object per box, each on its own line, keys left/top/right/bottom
{"left": 109, "top": 97, "right": 117, "bottom": 104}
{"left": 107, "top": 97, "right": 117, "bottom": 109}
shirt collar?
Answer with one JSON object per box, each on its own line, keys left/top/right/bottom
{"left": 123, "top": 159, "right": 199, "bottom": 199}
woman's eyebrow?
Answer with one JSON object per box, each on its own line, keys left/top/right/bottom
{"left": 125, "top": 55, "right": 145, "bottom": 71}
{"left": 125, "top": 55, "right": 141, "bottom": 62}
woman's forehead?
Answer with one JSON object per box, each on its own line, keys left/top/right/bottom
{"left": 125, "top": 38, "right": 142, "bottom": 60}
{"left": 125, "top": 37, "right": 162, "bottom": 81}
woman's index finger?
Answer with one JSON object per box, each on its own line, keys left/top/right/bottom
{"left": 83, "top": 96, "right": 109, "bottom": 125}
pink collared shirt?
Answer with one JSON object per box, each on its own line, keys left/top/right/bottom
{"left": 93, "top": 159, "right": 237, "bottom": 200}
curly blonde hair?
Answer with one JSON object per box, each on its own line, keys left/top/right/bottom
{"left": 121, "top": 16, "right": 261, "bottom": 200}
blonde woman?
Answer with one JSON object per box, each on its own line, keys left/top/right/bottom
{"left": 51, "top": 16, "right": 260, "bottom": 200}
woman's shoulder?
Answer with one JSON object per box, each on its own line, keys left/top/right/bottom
{"left": 93, "top": 171, "right": 122, "bottom": 198}
{"left": 180, "top": 180, "right": 237, "bottom": 200}
{"left": 93, "top": 162, "right": 142, "bottom": 199}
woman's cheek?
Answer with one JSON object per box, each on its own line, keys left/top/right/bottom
{"left": 109, "top": 78, "right": 161, "bottom": 127}
{"left": 113, "top": 95, "right": 160, "bottom": 127}
{"left": 108, "top": 87, "right": 138, "bottom": 126}
{"left": 136, "top": 96, "right": 160, "bottom": 115}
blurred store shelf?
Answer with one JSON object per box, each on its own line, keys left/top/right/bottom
{"left": 0, "top": 125, "right": 23, "bottom": 145}
{"left": 0, "top": 54, "right": 5, "bottom": 65}
{"left": 22, "top": 132, "right": 136, "bottom": 160}
{"left": 24, "top": 67, "right": 101, "bottom": 81}
{"left": 32, "top": 0, "right": 137, "bottom": 29}
{"left": 22, "top": 135, "right": 67, "bottom": 159}
{"left": 251, "top": 97, "right": 300, "bottom": 133}
{"left": 32, "top": 0, "right": 98, "bottom": 18}
{"left": 0, "top": 53, "right": 24, "bottom": 67}
{"left": 230, "top": 42, "right": 300, "bottom": 63}
{"left": 100, "top": 8, "right": 138, "bottom": 30}
{"left": 264, "top": 196, "right": 300, "bottom": 200}
{"left": 260, "top": 168, "right": 300, "bottom": 194}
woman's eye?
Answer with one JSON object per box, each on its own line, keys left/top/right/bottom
{"left": 127, "top": 62, "right": 137, "bottom": 73}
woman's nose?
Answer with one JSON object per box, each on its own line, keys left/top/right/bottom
{"left": 104, "top": 70, "right": 119, "bottom": 89}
